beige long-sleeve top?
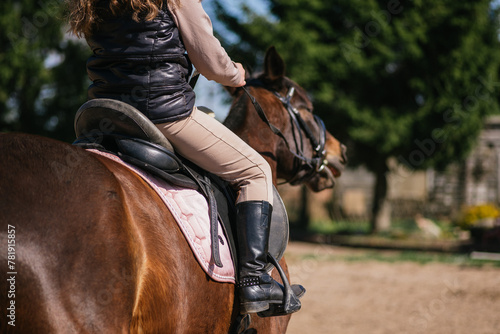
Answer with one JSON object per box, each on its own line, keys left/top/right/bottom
{"left": 168, "top": 0, "right": 242, "bottom": 87}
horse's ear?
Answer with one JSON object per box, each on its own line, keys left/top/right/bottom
{"left": 264, "top": 46, "right": 286, "bottom": 81}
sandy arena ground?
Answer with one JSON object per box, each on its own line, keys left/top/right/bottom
{"left": 283, "top": 242, "right": 500, "bottom": 334}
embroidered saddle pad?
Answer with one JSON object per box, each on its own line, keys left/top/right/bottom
{"left": 89, "top": 149, "right": 237, "bottom": 283}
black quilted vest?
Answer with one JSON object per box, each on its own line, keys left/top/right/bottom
{"left": 85, "top": 7, "right": 195, "bottom": 123}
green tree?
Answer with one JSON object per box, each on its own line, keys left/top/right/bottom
{"left": 0, "top": 0, "right": 88, "bottom": 142}
{"left": 213, "top": 0, "right": 500, "bottom": 232}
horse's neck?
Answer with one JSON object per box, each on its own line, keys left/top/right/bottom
{"left": 223, "top": 93, "right": 248, "bottom": 132}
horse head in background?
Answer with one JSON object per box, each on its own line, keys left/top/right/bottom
{"left": 225, "top": 46, "right": 347, "bottom": 193}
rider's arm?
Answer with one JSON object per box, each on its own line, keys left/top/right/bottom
{"left": 168, "top": 0, "right": 245, "bottom": 87}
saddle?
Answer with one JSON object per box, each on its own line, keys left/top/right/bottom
{"left": 73, "top": 98, "right": 289, "bottom": 273}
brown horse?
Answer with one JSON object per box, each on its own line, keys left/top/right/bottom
{"left": 0, "top": 47, "right": 346, "bottom": 333}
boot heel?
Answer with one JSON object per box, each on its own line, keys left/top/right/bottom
{"left": 240, "top": 301, "right": 269, "bottom": 314}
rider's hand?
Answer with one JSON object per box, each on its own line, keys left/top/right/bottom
{"left": 234, "top": 62, "right": 246, "bottom": 87}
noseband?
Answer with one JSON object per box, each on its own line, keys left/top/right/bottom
{"left": 242, "top": 83, "right": 328, "bottom": 185}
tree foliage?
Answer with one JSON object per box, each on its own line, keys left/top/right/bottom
{"left": 213, "top": 0, "right": 500, "bottom": 230}
{"left": 0, "top": 0, "right": 89, "bottom": 142}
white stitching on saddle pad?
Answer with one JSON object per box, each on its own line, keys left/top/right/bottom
{"left": 88, "top": 149, "right": 236, "bottom": 283}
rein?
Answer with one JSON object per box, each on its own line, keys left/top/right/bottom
{"left": 241, "top": 84, "right": 328, "bottom": 185}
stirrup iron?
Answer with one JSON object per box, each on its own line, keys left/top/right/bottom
{"left": 257, "top": 253, "right": 302, "bottom": 317}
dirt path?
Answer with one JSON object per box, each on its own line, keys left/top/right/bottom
{"left": 284, "top": 242, "right": 500, "bottom": 334}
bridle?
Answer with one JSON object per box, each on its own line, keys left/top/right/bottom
{"left": 242, "top": 82, "right": 329, "bottom": 185}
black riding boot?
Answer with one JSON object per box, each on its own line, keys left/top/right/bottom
{"left": 236, "top": 201, "right": 305, "bottom": 315}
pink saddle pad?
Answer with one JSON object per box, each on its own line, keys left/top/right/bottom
{"left": 88, "top": 149, "right": 236, "bottom": 283}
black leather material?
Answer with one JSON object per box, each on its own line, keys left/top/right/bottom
{"left": 85, "top": 6, "right": 195, "bottom": 123}
{"left": 236, "top": 201, "right": 303, "bottom": 315}
{"left": 116, "top": 138, "right": 181, "bottom": 173}
{"left": 238, "top": 274, "right": 289, "bottom": 309}
{"left": 236, "top": 201, "right": 273, "bottom": 278}
{"left": 117, "top": 151, "right": 199, "bottom": 190}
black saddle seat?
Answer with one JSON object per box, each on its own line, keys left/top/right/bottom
{"left": 74, "top": 98, "right": 194, "bottom": 187}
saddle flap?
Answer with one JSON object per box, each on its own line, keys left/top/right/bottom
{"left": 74, "top": 98, "right": 174, "bottom": 152}
{"left": 267, "top": 186, "right": 289, "bottom": 271}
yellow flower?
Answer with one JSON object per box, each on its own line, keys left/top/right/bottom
{"left": 457, "top": 203, "right": 500, "bottom": 229}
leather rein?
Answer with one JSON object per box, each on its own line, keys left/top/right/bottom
{"left": 242, "top": 83, "right": 328, "bottom": 185}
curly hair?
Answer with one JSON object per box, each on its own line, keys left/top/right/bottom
{"left": 66, "top": 0, "right": 181, "bottom": 37}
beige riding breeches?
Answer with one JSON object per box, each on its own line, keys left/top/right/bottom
{"left": 155, "top": 107, "right": 273, "bottom": 205}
